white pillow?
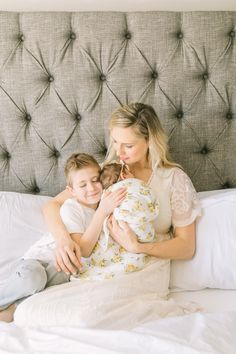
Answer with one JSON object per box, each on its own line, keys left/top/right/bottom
{"left": 170, "top": 189, "right": 236, "bottom": 291}
{"left": 0, "top": 192, "right": 51, "bottom": 283}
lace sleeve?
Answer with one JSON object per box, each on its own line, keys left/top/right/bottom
{"left": 170, "top": 168, "right": 201, "bottom": 228}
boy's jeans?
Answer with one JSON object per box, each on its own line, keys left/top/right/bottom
{"left": 0, "top": 259, "right": 70, "bottom": 310}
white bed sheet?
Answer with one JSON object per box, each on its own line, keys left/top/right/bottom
{"left": 1, "top": 289, "right": 236, "bottom": 354}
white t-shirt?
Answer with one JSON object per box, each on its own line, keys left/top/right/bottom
{"left": 23, "top": 199, "right": 95, "bottom": 262}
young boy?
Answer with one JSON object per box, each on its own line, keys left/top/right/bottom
{"left": 0, "top": 153, "right": 126, "bottom": 322}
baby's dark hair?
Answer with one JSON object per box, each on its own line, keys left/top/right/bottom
{"left": 100, "top": 163, "right": 122, "bottom": 189}
{"left": 65, "top": 153, "right": 100, "bottom": 187}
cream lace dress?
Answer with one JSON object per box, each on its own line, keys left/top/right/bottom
{"left": 149, "top": 165, "right": 200, "bottom": 238}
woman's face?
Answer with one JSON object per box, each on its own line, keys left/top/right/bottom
{"left": 111, "top": 126, "right": 149, "bottom": 166}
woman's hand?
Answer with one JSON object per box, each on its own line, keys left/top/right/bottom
{"left": 54, "top": 237, "right": 82, "bottom": 275}
{"left": 98, "top": 188, "right": 127, "bottom": 217}
{"left": 107, "top": 215, "right": 140, "bottom": 253}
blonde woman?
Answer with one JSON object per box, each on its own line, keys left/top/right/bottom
{"left": 43, "top": 103, "right": 201, "bottom": 275}
{"left": 105, "top": 103, "right": 201, "bottom": 260}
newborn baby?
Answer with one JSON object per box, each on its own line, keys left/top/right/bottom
{"left": 99, "top": 161, "right": 159, "bottom": 246}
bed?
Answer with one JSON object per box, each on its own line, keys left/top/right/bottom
{"left": 1, "top": 11, "right": 236, "bottom": 353}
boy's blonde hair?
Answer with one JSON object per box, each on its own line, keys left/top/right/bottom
{"left": 65, "top": 153, "right": 100, "bottom": 187}
{"left": 105, "top": 103, "right": 180, "bottom": 169}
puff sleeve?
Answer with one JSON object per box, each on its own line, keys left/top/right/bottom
{"left": 170, "top": 168, "right": 201, "bottom": 228}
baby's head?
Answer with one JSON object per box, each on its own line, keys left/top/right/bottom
{"left": 100, "top": 162, "right": 133, "bottom": 189}
{"left": 64, "top": 153, "right": 102, "bottom": 207}
{"left": 100, "top": 163, "right": 122, "bottom": 189}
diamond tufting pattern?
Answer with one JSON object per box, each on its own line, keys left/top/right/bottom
{"left": 0, "top": 11, "right": 236, "bottom": 195}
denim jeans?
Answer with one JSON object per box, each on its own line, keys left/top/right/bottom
{"left": 0, "top": 259, "right": 70, "bottom": 310}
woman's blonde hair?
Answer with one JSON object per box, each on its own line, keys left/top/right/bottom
{"left": 105, "top": 103, "right": 180, "bottom": 169}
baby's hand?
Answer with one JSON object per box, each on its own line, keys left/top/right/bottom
{"left": 119, "top": 161, "right": 134, "bottom": 180}
{"left": 121, "top": 168, "right": 134, "bottom": 180}
{"left": 98, "top": 188, "right": 126, "bottom": 216}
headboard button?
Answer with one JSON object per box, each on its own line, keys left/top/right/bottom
{"left": 75, "top": 113, "right": 82, "bottom": 121}
{"left": 202, "top": 73, "right": 208, "bottom": 80}
{"left": 100, "top": 74, "right": 106, "bottom": 81}
{"left": 226, "top": 112, "right": 233, "bottom": 120}
{"left": 152, "top": 71, "right": 158, "bottom": 79}
{"left": 4, "top": 151, "right": 11, "bottom": 159}
{"left": 176, "top": 111, "right": 183, "bottom": 119}
{"left": 19, "top": 34, "right": 25, "bottom": 41}
{"left": 177, "top": 32, "right": 183, "bottom": 39}
{"left": 125, "top": 32, "right": 131, "bottom": 40}
{"left": 201, "top": 147, "right": 208, "bottom": 155}
{"left": 48, "top": 76, "right": 54, "bottom": 82}
{"left": 33, "top": 186, "right": 40, "bottom": 194}
{"left": 229, "top": 30, "right": 235, "bottom": 38}
{"left": 70, "top": 32, "right": 76, "bottom": 40}
{"left": 25, "top": 114, "right": 31, "bottom": 121}
{"left": 54, "top": 150, "right": 60, "bottom": 158}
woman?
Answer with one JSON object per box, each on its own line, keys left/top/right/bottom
{"left": 43, "top": 103, "right": 201, "bottom": 275}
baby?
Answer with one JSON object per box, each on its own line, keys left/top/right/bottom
{"left": 100, "top": 161, "right": 159, "bottom": 244}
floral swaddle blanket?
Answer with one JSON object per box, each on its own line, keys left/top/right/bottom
{"left": 77, "top": 178, "right": 160, "bottom": 280}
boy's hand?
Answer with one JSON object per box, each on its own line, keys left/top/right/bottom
{"left": 54, "top": 238, "right": 82, "bottom": 275}
{"left": 98, "top": 188, "right": 126, "bottom": 216}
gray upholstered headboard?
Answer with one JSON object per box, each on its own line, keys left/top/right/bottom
{"left": 0, "top": 11, "right": 236, "bottom": 196}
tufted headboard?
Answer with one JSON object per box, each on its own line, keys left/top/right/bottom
{"left": 0, "top": 11, "right": 236, "bottom": 196}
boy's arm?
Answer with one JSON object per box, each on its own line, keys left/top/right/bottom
{"left": 43, "top": 189, "right": 81, "bottom": 274}
{"left": 70, "top": 208, "right": 111, "bottom": 257}
{"left": 70, "top": 188, "right": 127, "bottom": 257}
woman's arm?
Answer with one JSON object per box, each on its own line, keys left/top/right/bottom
{"left": 43, "top": 189, "right": 72, "bottom": 240}
{"left": 137, "top": 223, "right": 196, "bottom": 259}
{"left": 108, "top": 217, "right": 196, "bottom": 260}
{"left": 43, "top": 189, "right": 82, "bottom": 274}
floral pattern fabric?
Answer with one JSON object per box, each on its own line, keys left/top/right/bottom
{"left": 76, "top": 178, "right": 159, "bottom": 280}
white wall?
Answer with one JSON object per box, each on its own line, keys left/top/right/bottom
{"left": 0, "top": 0, "right": 236, "bottom": 12}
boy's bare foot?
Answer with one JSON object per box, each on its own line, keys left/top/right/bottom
{"left": 0, "top": 303, "right": 16, "bottom": 323}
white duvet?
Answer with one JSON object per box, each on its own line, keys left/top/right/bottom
{"left": 1, "top": 311, "right": 236, "bottom": 354}
{"left": 13, "top": 260, "right": 201, "bottom": 329}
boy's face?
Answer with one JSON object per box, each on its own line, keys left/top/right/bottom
{"left": 67, "top": 166, "right": 103, "bottom": 208}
